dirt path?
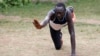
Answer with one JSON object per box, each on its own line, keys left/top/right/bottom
{"left": 0, "top": 15, "right": 32, "bottom": 22}
{"left": 76, "top": 19, "right": 100, "bottom": 25}
{"left": 0, "top": 15, "right": 100, "bottom": 25}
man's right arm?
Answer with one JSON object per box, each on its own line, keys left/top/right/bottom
{"left": 40, "top": 10, "right": 55, "bottom": 27}
{"left": 33, "top": 10, "right": 54, "bottom": 29}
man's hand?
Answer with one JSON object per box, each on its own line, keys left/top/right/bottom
{"left": 32, "top": 19, "right": 42, "bottom": 29}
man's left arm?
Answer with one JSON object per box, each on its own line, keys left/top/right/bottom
{"left": 67, "top": 6, "right": 76, "bottom": 22}
{"left": 67, "top": 11, "right": 76, "bottom": 56}
{"left": 72, "top": 12, "right": 76, "bottom": 22}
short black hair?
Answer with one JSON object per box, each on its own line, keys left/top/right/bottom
{"left": 55, "top": 2, "right": 66, "bottom": 11}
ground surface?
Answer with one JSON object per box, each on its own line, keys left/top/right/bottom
{"left": 0, "top": 15, "right": 100, "bottom": 56}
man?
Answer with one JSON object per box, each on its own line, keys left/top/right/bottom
{"left": 33, "top": 3, "right": 76, "bottom": 56}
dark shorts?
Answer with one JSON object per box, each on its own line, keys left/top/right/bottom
{"left": 49, "top": 25, "right": 62, "bottom": 50}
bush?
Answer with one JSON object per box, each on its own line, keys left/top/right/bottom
{"left": 0, "top": 0, "right": 31, "bottom": 12}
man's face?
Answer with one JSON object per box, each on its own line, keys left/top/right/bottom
{"left": 55, "top": 7, "right": 65, "bottom": 19}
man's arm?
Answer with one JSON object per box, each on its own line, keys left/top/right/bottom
{"left": 67, "top": 6, "right": 76, "bottom": 22}
{"left": 33, "top": 10, "right": 54, "bottom": 29}
{"left": 67, "top": 11, "right": 76, "bottom": 56}
{"left": 33, "top": 19, "right": 42, "bottom": 29}
{"left": 72, "top": 12, "right": 76, "bottom": 22}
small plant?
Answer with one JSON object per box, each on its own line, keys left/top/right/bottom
{"left": 0, "top": 0, "right": 31, "bottom": 12}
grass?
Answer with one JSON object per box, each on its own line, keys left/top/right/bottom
{"left": 0, "top": 0, "right": 100, "bottom": 56}
{"left": 1, "top": 0, "right": 100, "bottom": 19}
{"left": 0, "top": 2, "right": 54, "bottom": 19}
{"left": 68, "top": 0, "right": 100, "bottom": 20}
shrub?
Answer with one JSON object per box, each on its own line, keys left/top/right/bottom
{"left": 0, "top": 0, "right": 31, "bottom": 12}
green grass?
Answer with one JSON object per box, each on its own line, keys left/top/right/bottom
{"left": 0, "top": 0, "right": 100, "bottom": 20}
{"left": 0, "top": 2, "right": 54, "bottom": 19}
{"left": 0, "top": 0, "right": 100, "bottom": 29}
{"left": 0, "top": 0, "right": 99, "bottom": 33}
{"left": 0, "top": 0, "right": 100, "bottom": 33}
{"left": 68, "top": 0, "right": 100, "bottom": 20}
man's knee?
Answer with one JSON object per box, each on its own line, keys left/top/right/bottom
{"left": 55, "top": 45, "right": 62, "bottom": 50}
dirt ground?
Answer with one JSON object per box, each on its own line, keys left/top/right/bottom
{"left": 0, "top": 15, "right": 100, "bottom": 56}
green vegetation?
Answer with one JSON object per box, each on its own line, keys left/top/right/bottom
{"left": 0, "top": 2, "right": 54, "bottom": 19}
{"left": 0, "top": 0, "right": 100, "bottom": 20}
{"left": 0, "top": 0, "right": 31, "bottom": 12}
{"left": 0, "top": 0, "right": 100, "bottom": 32}
{"left": 68, "top": 0, "right": 100, "bottom": 20}
{"left": 0, "top": 0, "right": 100, "bottom": 30}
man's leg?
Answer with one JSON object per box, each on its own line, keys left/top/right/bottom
{"left": 49, "top": 26, "right": 63, "bottom": 50}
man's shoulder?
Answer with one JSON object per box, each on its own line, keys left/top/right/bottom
{"left": 66, "top": 6, "right": 74, "bottom": 13}
{"left": 48, "top": 9, "right": 55, "bottom": 15}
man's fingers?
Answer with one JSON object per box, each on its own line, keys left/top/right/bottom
{"left": 32, "top": 19, "right": 41, "bottom": 29}
{"left": 34, "top": 19, "right": 39, "bottom": 24}
{"left": 32, "top": 19, "right": 38, "bottom": 25}
{"left": 33, "top": 19, "right": 39, "bottom": 26}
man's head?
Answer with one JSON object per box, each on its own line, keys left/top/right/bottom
{"left": 54, "top": 3, "right": 66, "bottom": 19}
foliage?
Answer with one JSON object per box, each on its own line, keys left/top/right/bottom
{"left": 0, "top": 0, "right": 100, "bottom": 20}
{"left": 0, "top": 0, "right": 31, "bottom": 12}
